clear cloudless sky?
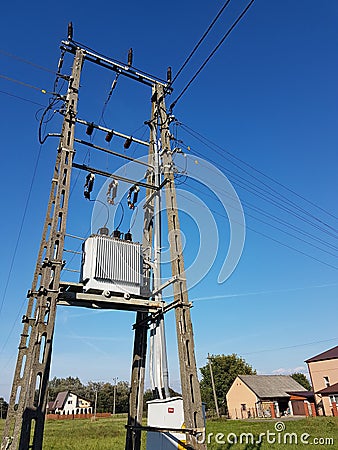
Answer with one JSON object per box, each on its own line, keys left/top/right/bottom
{"left": 0, "top": 0, "right": 337, "bottom": 398}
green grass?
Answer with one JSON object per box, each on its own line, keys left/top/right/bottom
{"left": 1, "top": 416, "right": 337, "bottom": 449}
{"left": 206, "top": 417, "right": 338, "bottom": 449}
{"left": 43, "top": 415, "right": 133, "bottom": 450}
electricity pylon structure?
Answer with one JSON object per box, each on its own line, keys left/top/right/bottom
{"left": 2, "top": 28, "right": 206, "bottom": 450}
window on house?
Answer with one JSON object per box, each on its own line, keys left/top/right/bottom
{"left": 241, "top": 404, "right": 247, "bottom": 411}
{"left": 324, "top": 377, "right": 330, "bottom": 387}
{"left": 68, "top": 400, "right": 72, "bottom": 404}
{"left": 329, "top": 395, "right": 338, "bottom": 405}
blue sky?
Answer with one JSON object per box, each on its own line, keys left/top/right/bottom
{"left": 0, "top": 0, "right": 337, "bottom": 399}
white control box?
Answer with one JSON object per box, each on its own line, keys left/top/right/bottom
{"left": 146, "top": 397, "right": 186, "bottom": 450}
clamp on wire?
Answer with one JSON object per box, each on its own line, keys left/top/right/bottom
{"left": 127, "top": 185, "right": 140, "bottom": 210}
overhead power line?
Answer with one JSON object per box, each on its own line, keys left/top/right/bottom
{"left": 0, "top": 48, "right": 57, "bottom": 75}
{"left": 181, "top": 123, "right": 338, "bottom": 222}
{"left": 0, "top": 74, "right": 49, "bottom": 94}
{"left": 179, "top": 189, "right": 337, "bottom": 270}
{"left": 183, "top": 141, "right": 338, "bottom": 241}
{"left": 241, "top": 337, "right": 338, "bottom": 356}
{"left": 0, "top": 145, "right": 43, "bottom": 320}
{"left": 184, "top": 179, "right": 338, "bottom": 255}
{"left": 171, "top": 0, "right": 231, "bottom": 85}
{"left": 170, "top": 0, "right": 256, "bottom": 110}
{"left": 0, "top": 89, "right": 46, "bottom": 107}
{"left": 179, "top": 126, "right": 338, "bottom": 237}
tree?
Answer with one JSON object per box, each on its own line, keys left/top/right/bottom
{"left": 291, "top": 372, "right": 312, "bottom": 391}
{"left": 48, "top": 376, "right": 86, "bottom": 401}
{"left": 47, "top": 377, "right": 131, "bottom": 413}
{"left": 200, "top": 354, "right": 256, "bottom": 415}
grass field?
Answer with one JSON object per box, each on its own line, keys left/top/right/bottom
{"left": 1, "top": 416, "right": 337, "bottom": 449}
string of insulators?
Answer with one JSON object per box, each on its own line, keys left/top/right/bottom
{"left": 106, "top": 179, "right": 118, "bottom": 205}
{"left": 68, "top": 22, "right": 73, "bottom": 41}
{"left": 128, "top": 48, "right": 133, "bottom": 66}
{"left": 127, "top": 185, "right": 140, "bottom": 209}
{"left": 84, "top": 173, "right": 95, "bottom": 200}
{"left": 167, "top": 67, "right": 172, "bottom": 84}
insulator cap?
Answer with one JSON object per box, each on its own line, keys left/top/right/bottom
{"left": 124, "top": 232, "right": 132, "bottom": 241}
{"left": 105, "top": 130, "right": 114, "bottom": 142}
{"left": 86, "top": 122, "right": 94, "bottom": 136}
{"left": 124, "top": 137, "right": 132, "bottom": 149}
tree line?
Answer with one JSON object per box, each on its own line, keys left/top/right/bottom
{"left": 48, "top": 377, "right": 180, "bottom": 414}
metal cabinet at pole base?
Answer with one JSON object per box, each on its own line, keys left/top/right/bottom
{"left": 147, "top": 397, "right": 205, "bottom": 450}
{"left": 81, "top": 234, "right": 143, "bottom": 296}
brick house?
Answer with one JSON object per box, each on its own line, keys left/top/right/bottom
{"left": 226, "top": 375, "right": 314, "bottom": 419}
{"left": 306, "top": 345, "right": 338, "bottom": 416}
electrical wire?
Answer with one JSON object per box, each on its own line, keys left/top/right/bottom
{"left": 170, "top": 0, "right": 256, "bottom": 109}
{"left": 171, "top": 0, "right": 231, "bottom": 85}
{"left": 180, "top": 122, "right": 338, "bottom": 222}
{"left": 0, "top": 73, "right": 49, "bottom": 94}
{"left": 180, "top": 141, "right": 338, "bottom": 240}
{"left": 184, "top": 177, "right": 338, "bottom": 254}
{"left": 240, "top": 337, "right": 338, "bottom": 356}
{"left": 0, "top": 66, "right": 66, "bottom": 353}
{"left": 90, "top": 199, "right": 110, "bottom": 229}
{"left": 114, "top": 202, "right": 125, "bottom": 231}
{"left": 177, "top": 189, "right": 337, "bottom": 270}
{"left": 38, "top": 97, "right": 62, "bottom": 144}
{"left": 99, "top": 73, "right": 120, "bottom": 128}
{"left": 0, "top": 89, "right": 46, "bottom": 107}
{"left": 128, "top": 205, "right": 138, "bottom": 232}
{"left": 181, "top": 152, "right": 338, "bottom": 255}
{"left": 0, "top": 144, "right": 43, "bottom": 320}
{"left": 194, "top": 150, "right": 338, "bottom": 243}
{"left": 0, "top": 48, "right": 58, "bottom": 75}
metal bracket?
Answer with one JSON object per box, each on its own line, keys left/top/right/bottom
{"left": 125, "top": 424, "right": 205, "bottom": 436}
{"left": 151, "top": 275, "right": 181, "bottom": 297}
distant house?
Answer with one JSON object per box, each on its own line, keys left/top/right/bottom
{"left": 226, "top": 375, "right": 315, "bottom": 419}
{"left": 306, "top": 345, "right": 338, "bottom": 416}
{"left": 47, "top": 391, "right": 92, "bottom": 415}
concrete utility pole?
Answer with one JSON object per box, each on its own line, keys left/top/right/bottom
{"left": 208, "top": 354, "right": 220, "bottom": 418}
{"left": 113, "top": 377, "right": 118, "bottom": 415}
{"left": 94, "top": 389, "right": 98, "bottom": 420}
{"left": 156, "top": 84, "right": 206, "bottom": 450}
{"left": 1, "top": 48, "right": 84, "bottom": 450}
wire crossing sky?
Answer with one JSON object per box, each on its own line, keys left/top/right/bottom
{"left": 0, "top": 0, "right": 337, "bottom": 399}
